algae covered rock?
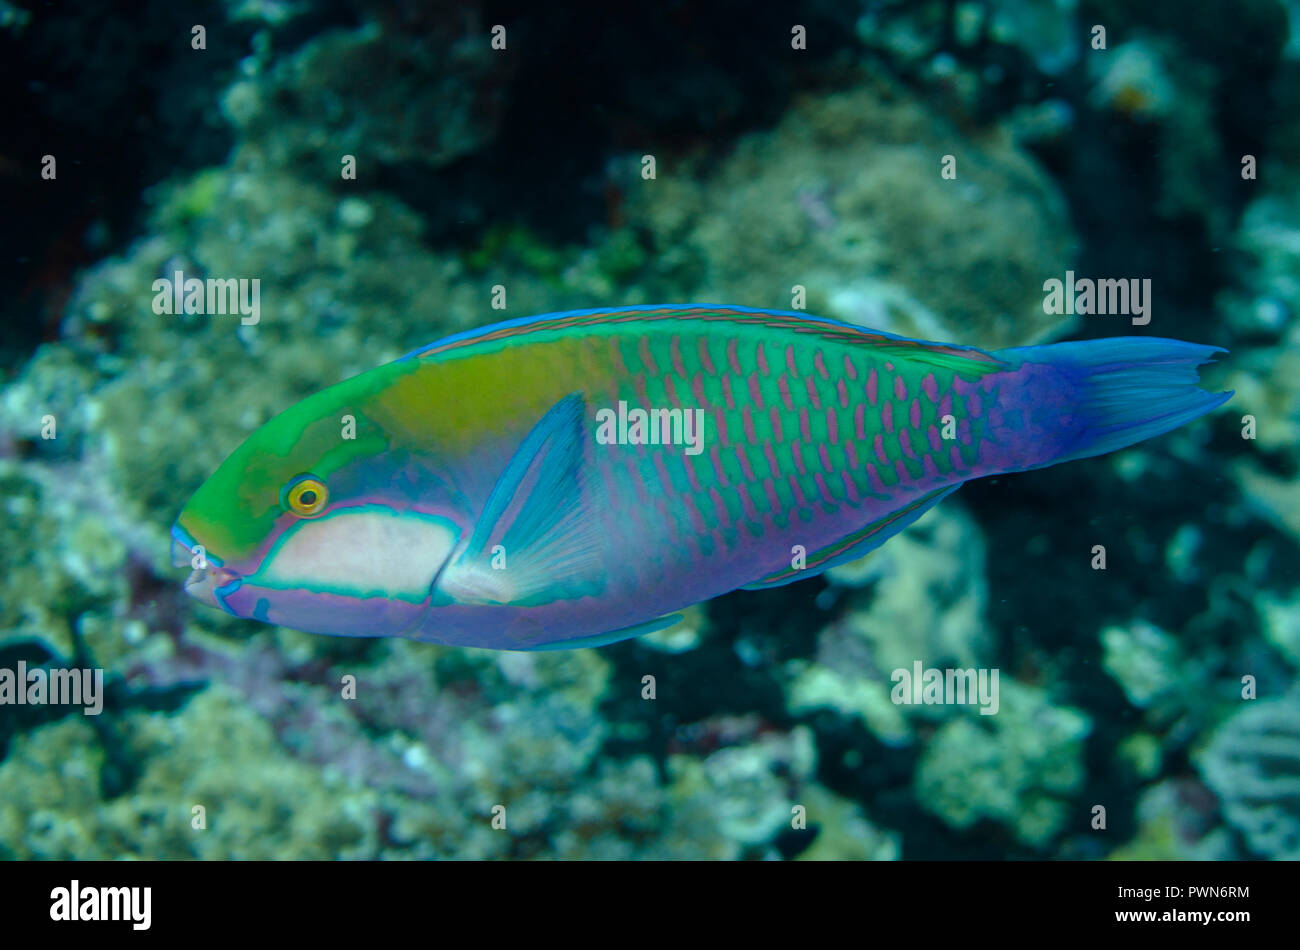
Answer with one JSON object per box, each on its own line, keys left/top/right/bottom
{"left": 620, "top": 79, "right": 1077, "bottom": 349}
{"left": 222, "top": 19, "right": 512, "bottom": 181}
{"left": 784, "top": 503, "right": 991, "bottom": 745}
{"left": 914, "top": 679, "right": 1091, "bottom": 847}
{"left": 0, "top": 688, "right": 383, "bottom": 859}
{"left": 1198, "top": 690, "right": 1300, "bottom": 860}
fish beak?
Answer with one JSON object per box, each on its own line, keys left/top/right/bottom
{"left": 171, "top": 537, "right": 194, "bottom": 568}
{"left": 183, "top": 563, "right": 242, "bottom": 611}
{"left": 172, "top": 527, "right": 241, "bottom": 613}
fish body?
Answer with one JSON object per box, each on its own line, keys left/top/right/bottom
{"left": 173, "top": 305, "right": 1230, "bottom": 650}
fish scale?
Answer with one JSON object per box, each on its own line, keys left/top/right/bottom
{"left": 596, "top": 322, "right": 975, "bottom": 534}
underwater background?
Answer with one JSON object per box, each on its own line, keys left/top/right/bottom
{"left": 1, "top": 0, "right": 1297, "bottom": 860}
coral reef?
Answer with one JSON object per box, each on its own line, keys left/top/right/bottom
{"left": 222, "top": 18, "right": 514, "bottom": 182}
{"left": 1198, "top": 691, "right": 1300, "bottom": 860}
{"left": 613, "top": 79, "right": 1078, "bottom": 349}
{"left": 914, "top": 680, "right": 1090, "bottom": 847}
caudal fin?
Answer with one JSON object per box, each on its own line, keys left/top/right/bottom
{"left": 1000, "top": 337, "right": 1232, "bottom": 467}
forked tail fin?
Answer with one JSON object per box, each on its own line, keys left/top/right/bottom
{"left": 996, "top": 337, "right": 1232, "bottom": 469}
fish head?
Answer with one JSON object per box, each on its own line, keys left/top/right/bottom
{"left": 173, "top": 374, "right": 466, "bottom": 637}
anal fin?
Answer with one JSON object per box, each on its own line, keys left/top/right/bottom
{"left": 743, "top": 484, "right": 961, "bottom": 590}
{"left": 523, "top": 613, "right": 683, "bottom": 651}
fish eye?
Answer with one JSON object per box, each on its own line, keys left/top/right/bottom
{"left": 282, "top": 475, "right": 329, "bottom": 517}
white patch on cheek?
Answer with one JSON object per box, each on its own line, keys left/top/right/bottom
{"left": 249, "top": 507, "right": 459, "bottom": 601}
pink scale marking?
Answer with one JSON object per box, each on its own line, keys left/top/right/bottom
{"left": 814, "top": 472, "right": 835, "bottom": 503}
{"left": 865, "top": 463, "right": 888, "bottom": 495}
{"left": 710, "top": 444, "right": 729, "bottom": 487}
{"left": 910, "top": 398, "right": 922, "bottom": 429}
{"left": 727, "top": 337, "right": 743, "bottom": 375}
{"left": 763, "top": 478, "right": 781, "bottom": 513}
{"left": 652, "top": 453, "right": 674, "bottom": 497}
{"left": 843, "top": 355, "right": 858, "bottom": 380}
{"left": 787, "top": 474, "right": 810, "bottom": 509}
{"left": 670, "top": 335, "right": 687, "bottom": 380}
{"left": 610, "top": 337, "right": 630, "bottom": 377}
{"left": 894, "top": 375, "right": 907, "bottom": 400}
{"left": 805, "top": 375, "right": 822, "bottom": 410}
{"left": 763, "top": 442, "right": 780, "bottom": 479}
{"left": 691, "top": 372, "right": 708, "bottom": 407}
{"left": 922, "top": 372, "right": 939, "bottom": 401}
{"left": 840, "top": 469, "right": 861, "bottom": 502}
{"left": 681, "top": 493, "right": 709, "bottom": 538}
{"left": 632, "top": 372, "right": 650, "bottom": 408}
{"left": 882, "top": 401, "right": 894, "bottom": 434}
{"left": 799, "top": 406, "right": 812, "bottom": 442}
{"left": 826, "top": 407, "right": 839, "bottom": 445}
{"left": 866, "top": 369, "right": 878, "bottom": 406}
{"left": 735, "top": 444, "right": 757, "bottom": 482}
{"left": 637, "top": 336, "right": 659, "bottom": 376}
{"left": 709, "top": 486, "right": 731, "bottom": 527}
{"left": 664, "top": 374, "right": 681, "bottom": 409}
{"left": 747, "top": 373, "right": 765, "bottom": 409}
{"left": 813, "top": 350, "right": 829, "bottom": 380}
{"left": 714, "top": 406, "right": 730, "bottom": 447}
{"left": 790, "top": 441, "right": 808, "bottom": 476}
{"left": 736, "top": 482, "right": 759, "bottom": 522}
{"left": 698, "top": 337, "right": 717, "bottom": 376}
{"left": 778, "top": 374, "right": 795, "bottom": 412}
{"left": 682, "top": 452, "right": 702, "bottom": 493}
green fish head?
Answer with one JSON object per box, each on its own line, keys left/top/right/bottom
{"left": 171, "top": 375, "right": 463, "bottom": 636}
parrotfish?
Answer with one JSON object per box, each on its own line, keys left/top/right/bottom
{"left": 172, "top": 305, "right": 1230, "bottom": 650}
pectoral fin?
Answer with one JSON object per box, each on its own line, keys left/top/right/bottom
{"left": 437, "top": 393, "right": 606, "bottom": 606}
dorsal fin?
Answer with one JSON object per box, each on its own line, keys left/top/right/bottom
{"left": 403, "top": 304, "right": 1007, "bottom": 378}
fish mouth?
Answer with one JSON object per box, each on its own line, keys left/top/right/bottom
{"left": 183, "top": 564, "right": 242, "bottom": 612}
{"left": 171, "top": 526, "right": 242, "bottom": 615}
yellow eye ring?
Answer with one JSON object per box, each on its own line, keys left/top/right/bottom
{"left": 285, "top": 477, "right": 328, "bottom": 517}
